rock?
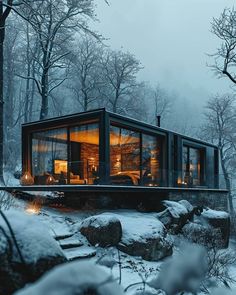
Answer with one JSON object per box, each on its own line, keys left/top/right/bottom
{"left": 64, "top": 246, "right": 97, "bottom": 261}
{"left": 13, "top": 260, "right": 124, "bottom": 295}
{"left": 157, "top": 200, "right": 192, "bottom": 233}
{"left": 117, "top": 214, "right": 172, "bottom": 261}
{"left": 178, "top": 200, "right": 195, "bottom": 219}
{"left": 0, "top": 210, "right": 66, "bottom": 295}
{"left": 201, "top": 209, "right": 230, "bottom": 248}
{"left": 80, "top": 214, "right": 122, "bottom": 247}
{"left": 182, "top": 221, "right": 223, "bottom": 248}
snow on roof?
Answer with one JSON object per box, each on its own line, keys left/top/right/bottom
{"left": 14, "top": 260, "right": 124, "bottom": 295}
{"left": 202, "top": 208, "right": 229, "bottom": 220}
{"left": 0, "top": 209, "right": 64, "bottom": 264}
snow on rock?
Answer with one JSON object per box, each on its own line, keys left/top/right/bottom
{"left": 0, "top": 209, "right": 66, "bottom": 295}
{"left": 202, "top": 208, "right": 229, "bottom": 220}
{"left": 157, "top": 200, "right": 193, "bottom": 233}
{"left": 181, "top": 221, "right": 222, "bottom": 247}
{"left": 201, "top": 208, "right": 230, "bottom": 248}
{"left": 64, "top": 246, "right": 97, "bottom": 261}
{"left": 148, "top": 243, "right": 208, "bottom": 295}
{"left": 162, "top": 200, "right": 188, "bottom": 218}
{"left": 178, "top": 200, "right": 194, "bottom": 213}
{"left": 80, "top": 214, "right": 122, "bottom": 247}
{"left": 115, "top": 214, "right": 173, "bottom": 261}
{"left": 14, "top": 260, "right": 124, "bottom": 295}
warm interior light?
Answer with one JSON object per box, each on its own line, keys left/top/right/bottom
{"left": 20, "top": 172, "right": 34, "bottom": 185}
{"left": 46, "top": 174, "right": 56, "bottom": 185}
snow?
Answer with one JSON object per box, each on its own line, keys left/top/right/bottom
{"left": 0, "top": 209, "right": 64, "bottom": 264}
{"left": 80, "top": 212, "right": 166, "bottom": 244}
{"left": 178, "top": 200, "right": 193, "bottom": 213}
{"left": 202, "top": 208, "right": 229, "bottom": 219}
{"left": 162, "top": 200, "right": 188, "bottom": 218}
{"left": 80, "top": 214, "right": 120, "bottom": 229}
{"left": 64, "top": 246, "right": 97, "bottom": 261}
{"left": 14, "top": 260, "right": 124, "bottom": 295}
{"left": 3, "top": 171, "right": 20, "bottom": 186}
{"left": 99, "top": 213, "right": 166, "bottom": 244}
{"left": 2, "top": 196, "right": 236, "bottom": 294}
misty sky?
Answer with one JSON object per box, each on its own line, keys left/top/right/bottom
{"left": 94, "top": 0, "right": 235, "bottom": 121}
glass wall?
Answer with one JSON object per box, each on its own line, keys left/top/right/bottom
{"left": 69, "top": 123, "right": 99, "bottom": 184}
{"left": 32, "top": 128, "right": 68, "bottom": 184}
{"left": 142, "top": 134, "right": 162, "bottom": 186}
{"left": 110, "top": 125, "right": 140, "bottom": 185}
{"left": 110, "top": 125, "right": 164, "bottom": 186}
{"left": 182, "top": 145, "right": 204, "bottom": 186}
{"left": 31, "top": 122, "right": 99, "bottom": 185}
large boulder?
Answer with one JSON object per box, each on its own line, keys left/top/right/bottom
{"left": 80, "top": 214, "right": 122, "bottom": 247}
{"left": 182, "top": 221, "right": 223, "bottom": 248}
{"left": 0, "top": 210, "right": 66, "bottom": 295}
{"left": 13, "top": 260, "right": 124, "bottom": 295}
{"left": 157, "top": 200, "right": 194, "bottom": 233}
{"left": 116, "top": 214, "right": 172, "bottom": 261}
{"left": 201, "top": 209, "right": 230, "bottom": 248}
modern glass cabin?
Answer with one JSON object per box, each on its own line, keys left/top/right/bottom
{"left": 22, "top": 108, "right": 219, "bottom": 189}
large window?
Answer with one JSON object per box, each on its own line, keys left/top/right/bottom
{"left": 32, "top": 128, "right": 68, "bottom": 184}
{"left": 182, "top": 145, "right": 204, "bottom": 186}
{"left": 110, "top": 125, "right": 140, "bottom": 185}
{"left": 69, "top": 123, "right": 99, "bottom": 184}
{"left": 31, "top": 122, "right": 99, "bottom": 185}
{"left": 142, "top": 134, "right": 162, "bottom": 186}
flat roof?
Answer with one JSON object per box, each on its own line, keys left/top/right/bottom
{"left": 22, "top": 108, "right": 217, "bottom": 148}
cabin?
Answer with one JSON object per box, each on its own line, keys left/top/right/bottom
{"left": 21, "top": 108, "right": 227, "bottom": 210}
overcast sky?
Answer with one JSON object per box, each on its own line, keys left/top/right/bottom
{"left": 93, "top": 0, "right": 235, "bottom": 121}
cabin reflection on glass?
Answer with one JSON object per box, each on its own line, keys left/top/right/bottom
{"left": 22, "top": 108, "right": 219, "bottom": 188}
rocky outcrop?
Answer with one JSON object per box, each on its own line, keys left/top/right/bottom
{"left": 0, "top": 210, "right": 66, "bottom": 295}
{"left": 181, "top": 221, "right": 222, "bottom": 248}
{"left": 201, "top": 209, "right": 230, "bottom": 248}
{"left": 157, "top": 200, "right": 194, "bottom": 233}
{"left": 117, "top": 215, "right": 173, "bottom": 261}
{"left": 13, "top": 260, "right": 124, "bottom": 295}
{"left": 80, "top": 214, "right": 122, "bottom": 247}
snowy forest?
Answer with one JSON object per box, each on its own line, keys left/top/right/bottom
{"left": 0, "top": 0, "right": 236, "bottom": 295}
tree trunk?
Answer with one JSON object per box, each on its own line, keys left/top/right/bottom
{"left": 0, "top": 5, "right": 5, "bottom": 183}
{"left": 220, "top": 148, "right": 234, "bottom": 213}
{"left": 24, "top": 23, "right": 31, "bottom": 123}
{"left": 40, "top": 70, "right": 49, "bottom": 120}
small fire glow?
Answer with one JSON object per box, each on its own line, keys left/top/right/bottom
{"left": 20, "top": 171, "right": 34, "bottom": 185}
{"left": 46, "top": 174, "right": 56, "bottom": 185}
{"left": 25, "top": 199, "right": 42, "bottom": 215}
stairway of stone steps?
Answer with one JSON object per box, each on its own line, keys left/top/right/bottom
{"left": 53, "top": 233, "right": 97, "bottom": 261}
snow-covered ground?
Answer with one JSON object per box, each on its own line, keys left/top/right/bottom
{"left": 1, "top": 192, "right": 236, "bottom": 294}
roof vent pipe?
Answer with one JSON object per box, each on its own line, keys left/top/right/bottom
{"left": 156, "top": 115, "right": 161, "bottom": 127}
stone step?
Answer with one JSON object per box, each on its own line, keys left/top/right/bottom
{"left": 64, "top": 246, "right": 97, "bottom": 261}
{"left": 59, "top": 237, "right": 84, "bottom": 249}
{"left": 54, "top": 233, "right": 74, "bottom": 241}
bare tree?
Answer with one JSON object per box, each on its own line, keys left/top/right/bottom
{"left": 68, "top": 36, "right": 103, "bottom": 112}
{"left": 18, "top": 0, "right": 97, "bottom": 120}
{"left": 201, "top": 94, "right": 236, "bottom": 213}
{"left": 152, "top": 84, "right": 172, "bottom": 125}
{"left": 100, "top": 49, "right": 142, "bottom": 113}
{"left": 211, "top": 8, "right": 236, "bottom": 85}
{"left": 0, "top": 0, "right": 14, "bottom": 182}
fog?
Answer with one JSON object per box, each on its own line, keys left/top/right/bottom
{"left": 94, "top": 0, "right": 235, "bottom": 125}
